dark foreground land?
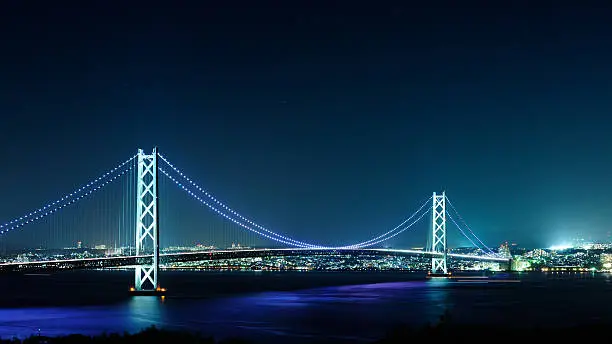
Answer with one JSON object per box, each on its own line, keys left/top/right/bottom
{"left": 1, "top": 321, "right": 610, "bottom": 344}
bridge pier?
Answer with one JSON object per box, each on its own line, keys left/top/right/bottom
{"left": 131, "top": 147, "right": 165, "bottom": 296}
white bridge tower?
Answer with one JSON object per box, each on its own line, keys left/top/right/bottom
{"left": 132, "top": 147, "right": 163, "bottom": 293}
{"left": 431, "top": 191, "right": 447, "bottom": 274}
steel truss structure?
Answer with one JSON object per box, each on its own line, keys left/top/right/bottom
{"left": 134, "top": 148, "right": 159, "bottom": 291}
{"left": 431, "top": 191, "right": 447, "bottom": 274}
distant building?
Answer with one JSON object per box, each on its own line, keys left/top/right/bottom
{"left": 511, "top": 257, "right": 531, "bottom": 271}
{"left": 498, "top": 242, "right": 512, "bottom": 258}
{"left": 77, "top": 241, "right": 82, "bottom": 249}
{"left": 94, "top": 244, "right": 106, "bottom": 250}
{"left": 524, "top": 249, "right": 549, "bottom": 258}
{"left": 601, "top": 253, "right": 612, "bottom": 270}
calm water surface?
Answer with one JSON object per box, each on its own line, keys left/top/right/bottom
{"left": 0, "top": 270, "right": 611, "bottom": 343}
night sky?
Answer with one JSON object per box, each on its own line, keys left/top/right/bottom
{"left": 1, "top": 2, "right": 612, "bottom": 249}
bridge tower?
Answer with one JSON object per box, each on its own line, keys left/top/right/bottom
{"left": 431, "top": 191, "right": 448, "bottom": 275}
{"left": 132, "top": 148, "right": 164, "bottom": 294}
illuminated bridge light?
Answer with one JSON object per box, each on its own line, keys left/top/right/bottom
{"left": 0, "top": 149, "right": 503, "bottom": 286}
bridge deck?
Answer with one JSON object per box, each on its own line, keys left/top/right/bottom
{"left": 0, "top": 248, "right": 509, "bottom": 273}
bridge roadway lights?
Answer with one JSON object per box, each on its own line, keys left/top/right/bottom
{"left": 129, "top": 286, "right": 167, "bottom": 296}
{"left": 426, "top": 271, "right": 452, "bottom": 279}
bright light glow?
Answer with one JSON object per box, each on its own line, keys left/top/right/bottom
{"left": 549, "top": 244, "right": 573, "bottom": 250}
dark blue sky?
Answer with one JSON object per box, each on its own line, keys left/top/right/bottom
{"left": 1, "top": 2, "right": 612, "bottom": 249}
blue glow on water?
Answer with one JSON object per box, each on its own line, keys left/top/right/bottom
{"left": 0, "top": 271, "right": 609, "bottom": 343}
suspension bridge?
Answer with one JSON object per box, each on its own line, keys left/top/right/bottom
{"left": 0, "top": 148, "right": 510, "bottom": 294}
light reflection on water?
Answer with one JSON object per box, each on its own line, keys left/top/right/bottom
{"left": 0, "top": 298, "right": 172, "bottom": 339}
{"left": 0, "top": 271, "right": 606, "bottom": 343}
{"left": 127, "top": 296, "right": 167, "bottom": 329}
{"left": 0, "top": 274, "right": 449, "bottom": 342}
